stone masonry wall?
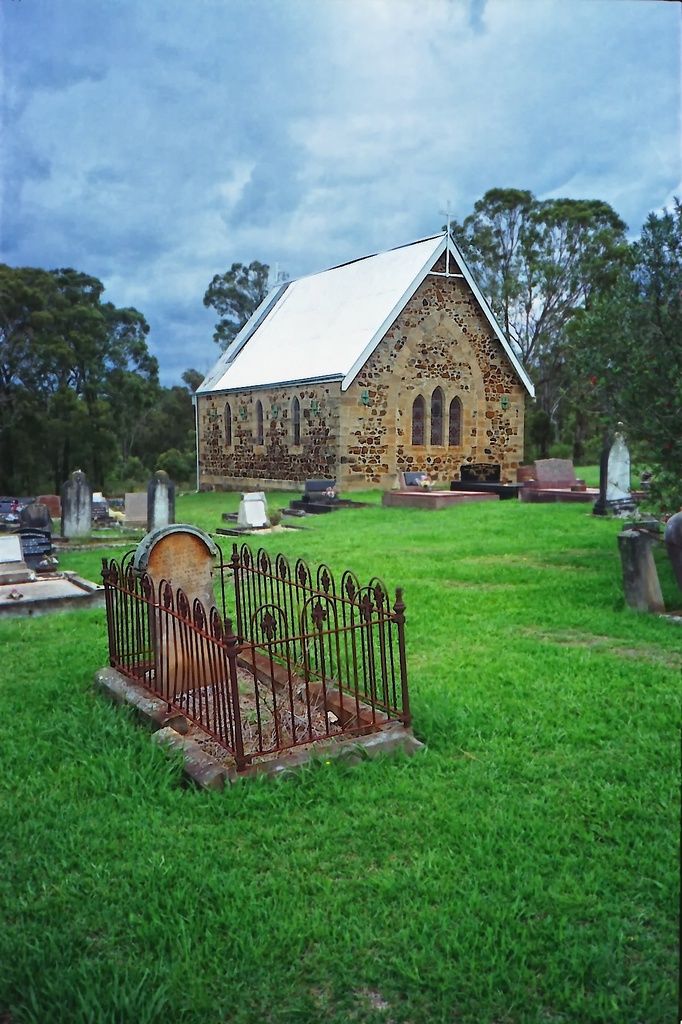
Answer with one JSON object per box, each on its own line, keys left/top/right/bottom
{"left": 336, "top": 268, "right": 526, "bottom": 489}
{"left": 197, "top": 384, "right": 341, "bottom": 491}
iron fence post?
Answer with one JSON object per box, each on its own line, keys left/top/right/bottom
{"left": 230, "top": 543, "right": 243, "bottom": 638}
{"left": 392, "top": 587, "right": 411, "bottom": 728}
{"left": 224, "top": 616, "right": 247, "bottom": 771}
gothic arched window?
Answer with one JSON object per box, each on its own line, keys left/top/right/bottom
{"left": 430, "top": 387, "right": 444, "bottom": 446}
{"left": 256, "top": 400, "right": 264, "bottom": 445}
{"left": 448, "top": 397, "right": 462, "bottom": 447}
{"left": 411, "top": 395, "right": 425, "bottom": 445}
{"left": 292, "top": 396, "right": 301, "bottom": 445}
{"left": 224, "top": 402, "right": 232, "bottom": 446}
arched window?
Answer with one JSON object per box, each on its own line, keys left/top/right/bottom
{"left": 448, "top": 397, "right": 462, "bottom": 447}
{"left": 411, "top": 395, "right": 425, "bottom": 445}
{"left": 430, "top": 387, "right": 444, "bottom": 446}
{"left": 292, "top": 396, "right": 301, "bottom": 445}
{"left": 256, "top": 400, "right": 263, "bottom": 445}
{"left": 224, "top": 402, "right": 232, "bottom": 446}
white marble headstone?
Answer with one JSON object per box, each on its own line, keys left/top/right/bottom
{"left": 605, "top": 433, "right": 631, "bottom": 503}
{"left": 0, "top": 534, "right": 32, "bottom": 584}
{"left": 237, "top": 491, "right": 269, "bottom": 528}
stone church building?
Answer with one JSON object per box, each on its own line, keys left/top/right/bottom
{"left": 194, "top": 233, "right": 534, "bottom": 491}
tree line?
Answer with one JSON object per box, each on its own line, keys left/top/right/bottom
{"left": 2, "top": 189, "right": 679, "bottom": 503}
{"left": 450, "top": 189, "right": 682, "bottom": 505}
{"left": 0, "top": 265, "right": 199, "bottom": 495}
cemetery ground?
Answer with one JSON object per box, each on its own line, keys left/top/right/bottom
{"left": 0, "top": 492, "right": 677, "bottom": 1024}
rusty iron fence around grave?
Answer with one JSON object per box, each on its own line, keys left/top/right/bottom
{"left": 102, "top": 542, "right": 410, "bottom": 771}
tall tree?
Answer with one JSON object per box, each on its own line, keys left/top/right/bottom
{"left": 181, "top": 367, "right": 204, "bottom": 392}
{"left": 451, "top": 189, "right": 629, "bottom": 418}
{"left": 0, "top": 264, "right": 158, "bottom": 492}
{"left": 569, "top": 199, "right": 682, "bottom": 507}
{"left": 203, "top": 261, "right": 270, "bottom": 350}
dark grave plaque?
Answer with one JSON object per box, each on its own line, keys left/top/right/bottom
{"left": 460, "top": 463, "right": 501, "bottom": 483}
{"left": 15, "top": 528, "right": 57, "bottom": 571}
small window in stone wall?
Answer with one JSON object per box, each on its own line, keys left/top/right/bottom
{"left": 411, "top": 395, "right": 425, "bottom": 445}
{"left": 430, "top": 387, "right": 444, "bottom": 446}
{"left": 448, "top": 397, "right": 462, "bottom": 447}
{"left": 256, "top": 400, "right": 264, "bottom": 445}
{"left": 224, "top": 402, "right": 232, "bottom": 445}
{"left": 292, "top": 396, "right": 301, "bottom": 445}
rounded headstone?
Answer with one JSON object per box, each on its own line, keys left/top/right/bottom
{"left": 20, "top": 502, "right": 52, "bottom": 530}
{"left": 61, "top": 469, "right": 92, "bottom": 539}
{"left": 664, "top": 511, "right": 682, "bottom": 591}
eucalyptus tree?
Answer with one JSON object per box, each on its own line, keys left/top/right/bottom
{"left": 451, "top": 188, "right": 630, "bottom": 426}
{"left": 203, "top": 261, "right": 270, "bottom": 351}
{"left": 569, "top": 199, "right": 682, "bottom": 506}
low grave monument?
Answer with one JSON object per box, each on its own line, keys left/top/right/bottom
{"left": 383, "top": 471, "right": 498, "bottom": 509}
{"left": 519, "top": 459, "right": 598, "bottom": 504}
{"left": 0, "top": 529, "right": 102, "bottom": 618}
{"left": 0, "top": 535, "right": 33, "bottom": 585}
{"left": 289, "top": 480, "right": 367, "bottom": 514}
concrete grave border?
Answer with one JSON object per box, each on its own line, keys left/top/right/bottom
{"left": 95, "top": 666, "right": 424, "bottom": 789}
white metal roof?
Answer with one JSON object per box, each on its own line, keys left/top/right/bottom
{"left": 198, "top": 235, "right": 534, "bottom": 397}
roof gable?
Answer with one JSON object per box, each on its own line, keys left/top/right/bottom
{"left": 198, "top": 235, "right": 534, "bottom": 397}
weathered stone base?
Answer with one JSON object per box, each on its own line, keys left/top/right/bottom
{"left": 519, "top": 487, "right": 599, "bottom": 504}
{"left": 382, "top": 490, "right": 498, "bottom": 509}
{"left": 94, "top": 666, "right": 425, "bottom": 789}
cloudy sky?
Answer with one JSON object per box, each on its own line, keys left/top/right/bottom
{"left": 2, "top": 0, "right": 680, "bottom": 386}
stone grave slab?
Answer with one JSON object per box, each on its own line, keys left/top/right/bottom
{"left": 519, "top": 458, "right": 598, "bottom": 504}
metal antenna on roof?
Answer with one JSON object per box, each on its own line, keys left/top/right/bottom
{"left": 439, "top": 202, "right": 452, "bottom": 276}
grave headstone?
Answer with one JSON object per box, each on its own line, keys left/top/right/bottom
{"left": 0, "top": 534, "right": 33, "bottom": 584}
{"left": 125, "top": 492, "right": 148, "bottom": 528}
{"left": 147, "top": 471, "right": 175, "bottom": 533}
{"left": 593, "top": 430, "right": 636, "bottom": 516}
{"left": 36, "top": 494, "right": 61, "bottom": 519}
{"left": 237, "top": 491, "right": 269, "bottom": 528}
{"left": 664, "top": 510, "right": 682, "bottom": 592}
{"left": 133, "top": 524, "right": 218, "bottom": 697}
{"left": 61, "top": 469, "right": 92, "bottom": 540}
{"left": 19, "top": 502, "right": 52, "bottom": 531}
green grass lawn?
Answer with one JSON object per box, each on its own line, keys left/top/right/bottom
{"left": 1, "top": 495, "right": 678, "bottom": 1023}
